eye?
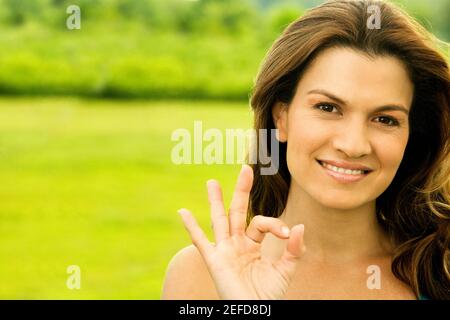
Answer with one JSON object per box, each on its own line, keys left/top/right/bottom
{"left": 314, "top": 103, "right": 339, "bottom": 113}
{"left": 314, "top": 103, "right": 402, "bottom": 127}
{"left": 374, "top": 116, "right": 400, "bottom": 127}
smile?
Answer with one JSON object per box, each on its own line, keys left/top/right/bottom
{"left": 317, "top": 160, "right": 371, "bottom": 183}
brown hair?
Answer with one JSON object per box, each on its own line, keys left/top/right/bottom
{"left": 248, "top": 0, "right": 450, "bottom": 299}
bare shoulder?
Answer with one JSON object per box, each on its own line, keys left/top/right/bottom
{"left": 161, "top": 244, "right": 219, "bottom": 300}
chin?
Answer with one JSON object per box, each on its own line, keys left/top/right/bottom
{"left": 312, "top": 190, "right": 369, "bottom": 210}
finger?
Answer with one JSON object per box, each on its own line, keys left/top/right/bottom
{"left": 281, "top": 224, "right": 306, "bottom": 263}
{"left": 245, "top": 215, "right": 291, "bottom": 243}
{"left": 178, "top": 208, "right": 214, "bottom": 257}
{"left": 273, "top": 224, "right": 305, "bottom": 282}
{"left": 229, "top": 164, "right": 254, "bottom": 235}
{"left": 207, "top": 180, "right": 229, "bottom": 243}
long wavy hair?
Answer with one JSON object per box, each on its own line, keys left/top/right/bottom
{"left": 248, "top": 0, "right": 450, "bottom": 299}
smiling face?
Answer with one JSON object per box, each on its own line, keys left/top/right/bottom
{"left": 273, "top": 47, "right": 414, "bottom": 209}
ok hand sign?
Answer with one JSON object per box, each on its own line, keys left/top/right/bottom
{"left": 178, "top": 165, "right": 306, "bottom": 300}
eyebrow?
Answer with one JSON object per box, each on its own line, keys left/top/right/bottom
{"left": 307, "top": 89, "right": 410, "bottom": 115}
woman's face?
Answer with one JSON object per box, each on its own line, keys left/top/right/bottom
{"left": 273, "top": 47, "right": 414, "bottom": 209}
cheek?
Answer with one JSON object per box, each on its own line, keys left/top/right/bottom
{"left": 286, "top": 108, "right": 324, "bottom": 143}
{"left": 285, "top": 114, "right": 328, "bottom": 172}
{"left": 373, "top": 134, "right": 409, "bottom": 173}
{"left": 368, "top": 135, "right": 409, "bottom": 201}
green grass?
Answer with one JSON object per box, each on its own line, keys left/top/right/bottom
{"left": 0, "top": 97, "right": 253, "bottom": 299}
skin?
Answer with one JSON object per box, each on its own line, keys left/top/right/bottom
{"left": 162, "top": 47, "right": 417, "bottom": 299}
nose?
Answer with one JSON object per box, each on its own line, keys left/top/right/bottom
{"left": 332, "top": 119, "right": 372, "bottom": 158}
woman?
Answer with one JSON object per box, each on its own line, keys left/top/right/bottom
{"left": 162, "top": 0, "right": 449, "bottom": 300}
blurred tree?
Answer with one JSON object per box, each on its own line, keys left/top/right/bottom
{"left": 268, "top": 5, "right": 304, "bottom": 34}
{"left": 431, "top": 0, "right": 450, "bottom": 41}
{"left": 1, "top": 0, "right": 41, "bottom": 25}
{"left": 116, "top": 0, "right": 171, "bottom": 30}
{"left": 167, "top": 0, "right": 258, "bottom": 35}
{"left": 392, "top": 0, "right": 449, "bottom": 41}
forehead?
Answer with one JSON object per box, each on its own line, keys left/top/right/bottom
{"left": 295, "top": 47, "right": 414, "bottom": 109}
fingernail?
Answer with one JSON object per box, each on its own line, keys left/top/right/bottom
{"left": 177, "top": 208, "right": 186, "bottom": 215}
{"left": 281, "top": 226, "right": 290, "bottom": 237}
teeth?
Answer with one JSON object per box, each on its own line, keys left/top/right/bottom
{"left": 320, "top": 161, "right": 365, "bottom": 175}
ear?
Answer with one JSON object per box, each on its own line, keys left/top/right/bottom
{"left": 272, "top": 101, "right": 288, "bottom": 142}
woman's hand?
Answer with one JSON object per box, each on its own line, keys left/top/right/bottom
{"left": 178, "top": 165, "right": 306, "bottom": 300}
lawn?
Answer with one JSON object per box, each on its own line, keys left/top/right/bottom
{"left": 0, "top": 97, "right": 253, "bottom": 299}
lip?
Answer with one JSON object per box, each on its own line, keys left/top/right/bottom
{"left": 317, "top": 159, "right": 372, "bottom": 171}
{"left": 317, "top": 159, "right": 371, "bottom": 183}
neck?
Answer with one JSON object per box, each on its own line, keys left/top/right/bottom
{"left": 279, "top": 181, "right": 392, "bottom": 263}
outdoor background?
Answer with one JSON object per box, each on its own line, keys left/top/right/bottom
{"left": 0, "top": 0, "right": 448, "bottom": 299}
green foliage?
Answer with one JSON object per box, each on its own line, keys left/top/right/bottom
{"left": 0, "top": 0, "right": 281, "bottom": 99}
{"left": 268, "top": 5, "right": 304, "bottom": 35}
{"left": 0, "top": 26, "right": 269, "bottom": 99}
